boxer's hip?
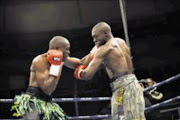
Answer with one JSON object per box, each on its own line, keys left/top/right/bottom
{"left": 110, "top": 73, "right": 138, "bottom": 92}
{"left": 26, "top": 86, "right": 52, "bottom": 102}
{"left": 11, "top": 87, "right": 67, "bottom": 120}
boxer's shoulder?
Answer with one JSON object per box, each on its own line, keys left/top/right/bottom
{"left": 114, "top": 37, "right": 126, "bottom": 44}
{"left": 96, "top": 44, "right": 113, "bottom": 58}
{"left": 31, "top": 54, "right": 46, "bottom": 69}
{"left": 114, "top": 37, "right": 124, "bottom": 41}
{"left": 32, "top": 55, "right": 40, "bottom": 64}
{"left": 106, "top": 39, "right": 118, "bottom": 49}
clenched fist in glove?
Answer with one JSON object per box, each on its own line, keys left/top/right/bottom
{"left": 74, "top": 65, "right": 86, "bottom": 79}
{"left": 47, "top": 50, "right": 63, "bottom": 77}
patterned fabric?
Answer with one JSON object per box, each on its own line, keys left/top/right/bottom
{"left": 11, "top": 94, "right": 67, "bottom": 120}
{"left": 110, "top": 74, "right": 146, "bottom": 120}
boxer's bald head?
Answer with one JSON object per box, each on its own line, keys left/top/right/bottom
{"left": 49, "top": 36, "right": 70, "bottom": 58}
{"left": 92, "top": 22, "right": 111, "bottom": 34}
{"left": 91, "top": 22, "right": 113, "bottom": 47}
{"left": 49, "top": 36, "right": 69, "bottom": 49}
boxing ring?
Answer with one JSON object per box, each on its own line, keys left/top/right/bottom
{"left": 0, "top": 73, "right": 180, "bottom": 119}
{"left": 0, "top": 0, "right": 179, "bottom": 119}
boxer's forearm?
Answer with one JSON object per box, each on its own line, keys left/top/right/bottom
{"left": 80, "top": 54, "right": 91, "bottom": 65}
{"left": 79, "top": 46, "right": 98, "bottom": 65}
{"left": 42, "top": 76, "right": 59, "bottom": 94}
{"left": 64, "top": 54, "right": 92, "bottom": 69}
{"left": 79, "top": 59, "right": 102, "bottom": 80}
{"left": 36, "top": 70, "right": 60, "bottom": 95}
{"left": 80, "top": 70, "right": 94, "bottom": 80}
{"left": 64, "top": 57, "right": 81, "bottom": 69}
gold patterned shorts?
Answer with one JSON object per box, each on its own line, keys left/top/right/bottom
{"left": 110, "top": 74, "right": 146, "bottom": 120}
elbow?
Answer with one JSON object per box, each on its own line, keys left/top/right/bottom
{"left": 85, "top": 75, "right": 93, "bottom": 80}
{"left": 86, "top": 74, "right": 93, "bottom": 80}
{"left": 81, "top": 72, "right": 93, "bottom": 80}
{"left": 84, "top": 76, "right": 92, "bottom": 80}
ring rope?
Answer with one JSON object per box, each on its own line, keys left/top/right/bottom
{"left": 1, "top": 73, "right": 179, "bottom": 103}
{"left": 0, "top": 74, "right": 179, "bottom": 119}
{"left": 68, "top": 96, "right": 180, "bottom": 119}
{"left": 0, "top": 97, "right": 111, "bottom": 103}
{"left": 1, "top": 95, "right": 179, "bottom": 120}
{"left": 53, "top": 97, "right": 110, "bottom": 102}
{"left": 68, "top": 114, "right": 111, "bottom": 120}
{"left": 145, "top": 95, "right": 180, "bottom": 112}
{"left": 144, "top": 73, "right": 180, "bottom": 92}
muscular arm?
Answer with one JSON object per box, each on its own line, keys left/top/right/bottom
{"left": 80, "top": 46, "right": 112, "bottom": 80}
{"left": 64, "top": 55, "right": 92, "bottom": 69}
{"left": 80, "top": 54, "right": 91, "bottom": 65}
{"left": 32, "top": 59, "right": 63, "bottom": 95}
{"left": 64, "top": 46, "right": 97, "bottom": 69}
{"left": 81, "top": 46, "right": 98, "bottom": 65}
{"left": 64, "top": 57, "right": 81, "bottom": 69}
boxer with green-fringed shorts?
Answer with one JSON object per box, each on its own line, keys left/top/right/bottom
{"left": 11, "top": 36, "right": 81, "bottom": 120}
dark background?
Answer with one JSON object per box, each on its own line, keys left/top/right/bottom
{"left": 0, "top": 0, "right": 180, "bottom": 119}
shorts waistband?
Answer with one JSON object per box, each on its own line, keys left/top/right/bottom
{"left": 110, "top": 74, "right": 136, "bottom": 92}
{"left": 111, "top": 72, "right": 129, "bottom": 82}
{"left": 26, "top": 86, "right": 52, "bottom": 102}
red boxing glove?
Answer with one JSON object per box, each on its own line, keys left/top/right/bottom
{"left": 47, "top": 50, "right": 63, "bottom": 65}
{"left": 47, "top": 50, "right": 63, "bottom": 77}
{"left": 74, "top": 65, "right": 86, "bottom": 79}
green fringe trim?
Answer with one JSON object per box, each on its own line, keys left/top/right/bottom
{"left": 11, "top": 94, "right": 67, "bottom": 120}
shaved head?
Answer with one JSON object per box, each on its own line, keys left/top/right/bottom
{"left": 91, "top": 22, "right": 113, "bottom": 46}
{"left": 49, "top": 36, "right": 70, "bottom": 59}
{"left": 49, "top": 36, "right": 69, "bottom": 50}
{"left": 92, "top": 22, "right": 111, "bottom": 35}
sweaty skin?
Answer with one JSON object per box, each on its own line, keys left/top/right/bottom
{"left": 64, "top": 45, "right": 98, "bottom": 69}
{"left": 28, "top": 36, "right": 95, "bottom": 95}
{"left": 103, "top": 38, "right": 133, "bottom": 78}
{"left": 80, "top": 38, "right": 133, "bottom": 80}
{"left": 75, "top": 22, "right": 146, "bottom": 120}
{"left": 29, "top": 54, "right": 63, "bottom": 96}
{"left": 28, "top": 36, "right": 72, "bottom": 96}
{"left": 80, "top": 46, "right": 98, "bottom": 66}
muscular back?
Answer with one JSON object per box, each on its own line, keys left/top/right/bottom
{"left": 104, "top": 38, "right": 133, "bottom": 77}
